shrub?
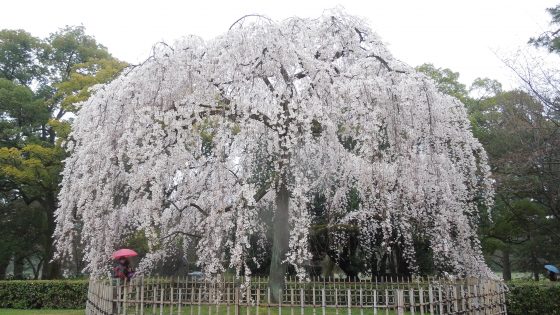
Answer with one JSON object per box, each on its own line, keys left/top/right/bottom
{"left": 0, "top": 280, "right": 88, "bottom": 309}
{"left": 506, "top": 281, "right": 560, "bottom": 315}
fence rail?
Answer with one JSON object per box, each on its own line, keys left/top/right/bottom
{"left": 86, "top": 276, "right": 507, "bottom": 315}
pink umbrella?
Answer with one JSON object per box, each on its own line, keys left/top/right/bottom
{"left": 112, "top": 248, "right": 138, "bottom": 259}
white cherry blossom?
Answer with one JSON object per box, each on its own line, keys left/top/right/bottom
{"left": 54, "top": 11, "right": 494, "bottom": 279}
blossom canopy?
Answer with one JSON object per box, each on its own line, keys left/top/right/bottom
{"left": 55, "top": 11, "right": 494, "bottom": 278}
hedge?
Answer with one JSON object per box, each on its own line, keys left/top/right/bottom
{"left": 0, "top": 280, "right": 88, "bottom": 309}
{"left": 506, "top": 281, "right": 560, "bottom": 315}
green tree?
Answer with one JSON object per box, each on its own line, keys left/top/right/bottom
{"left": 529, "top": 4, "right": 560, "bottom": 54}
{"left": 0, "top": 26, "right": 127, "bottom": 279}
{"left": 416, "top": 63, "right": 469, "bottom": 103}
{"left": 418, "top": 63, "right": 560, "bottom": 280}
{"left": 0, "top": 29, "right": 48, "bottom": 86}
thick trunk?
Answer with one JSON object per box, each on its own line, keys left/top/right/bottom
{"left": 501, "top": 249, "right": 512, "bottom": 281}
{"left": 268, "top": 184, "right": 290, "bottom": 302}
{"left": 395, "top": 244, "right": 410, "bottom": 277}
{"left": 378, "top": 253, "right": 388, "bottom": 278}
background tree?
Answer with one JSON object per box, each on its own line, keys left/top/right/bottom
{"left": 0, "top": 26, "right": 126, "bottom": 279}
{"left": 529, "top": 4, "right": 560, "bottom": 54}
{"left": 417, "top": 61, "right": 560, "bottom": 281}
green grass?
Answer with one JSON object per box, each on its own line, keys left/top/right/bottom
{"left": 0, "top": 310, "right": 84, "bottom": 315}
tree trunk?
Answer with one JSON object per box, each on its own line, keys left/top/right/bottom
{"left": 41, "top": 192, "right": 61, "bottom": 279}
{"left": 531, "top": 250, "right": 539, "bottom": 281}
{"left": 13, "top": 255, "right": 24, "bottom": 279}
{"left": 268, "top": 184, "right": 290, "bottom": 302}
{"left": 0, "top": 262, "right": 7, "bottom": 280}
{"left": 501, "top": 249, "right": 512, "bottom": 281}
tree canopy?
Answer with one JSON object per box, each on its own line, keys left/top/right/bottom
{"left": 55, "top": 12, "right": 494, "bottom": 287}
{"left": 0, "top": 25, "right": 127, "bottom": 279}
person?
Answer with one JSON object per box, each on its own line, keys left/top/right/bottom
{"left": 113, "top": 257, "right": 134, "bottom": 282}
{"left": 548, "top": 270, "right": 558, "bottom": 282}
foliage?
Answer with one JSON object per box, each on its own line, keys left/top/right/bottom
{"left": 506, "top": 281, "right": 560, "bottom": 315}
{"left": 0, "top": 30, "right": 48, "bottom": 86}
{"left": 418, "top": 59, "right": 560, "bottom": 281}
{"left": 0, "top": 280, "right": 87, "bottom": 309}
{"left": 0, "top": 25, "right": 127, "bottom": 279}
{"left": 55, "top": 11, "right": 494, "bottom": 287}
{"left": 529, "top": 4, "right": 560, "bottom": 54}
{"left": 415, "top": 64, "right": 468, "bottom": 103}
{"left": 0, "top": 309, "right": 84, "bottom": 315}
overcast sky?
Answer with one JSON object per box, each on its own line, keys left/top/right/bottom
{"left": 1, "top": 0, "right": 557, "bottom": 88}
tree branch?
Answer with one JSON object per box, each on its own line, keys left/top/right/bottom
{"left": 229, "top": 14, "right": 273, "bottom": 30}
{"left": 162, "top": 231, "right": 202, "bottom": 240}
{"left": 170, "top": 200, "right": 209, "bottom": 217}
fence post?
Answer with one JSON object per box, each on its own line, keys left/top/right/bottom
{"left": 257, "top": 287, "right": 261, "bottom": 315}
{"left": 198, "top": 286, "right": 202, "bottom": 315}
{"left": 266, "top": 287, "right": 270, "bottom": 315}
{"left": 300, "top": 288, "right": 304, "bottom": 315}
{"left": 139, "top": 277, "right": 144, "bottom": 315}
{"left": 279, "top": 288, "right": 283, "bottom": 315}
{"left": 227, "top": 286, "right": 231, "bottom": 315}
{"left": 409, "top": 287, "right": 415, "bottom": 315}
{"left": 359, "top": 288, "right": 363, "bottom": 315}
{"left": 428, "top": 284, "right": 434, "bottom": 315}
{"left": 290, "top": 288, "right": 294, "bottom": 315}
{"left": 247, "top": 285, "right": 251, "bottom": 315}
{"left": 152, "top": 283, "right": 157, "bottom": 315}
{"left": 313, "top": 286, "right": 317, "bottom": 315}
{"left": 178, "top": 288, "right": 182, "bottom": 315}
{"left": 116, "top": 279, "right": 121, "bottom": 315}
{"left": 419, "top": 287, "right": 424, "bottom": 315}
{"left": 170, "top": 285, "right": 174, "bottom": 315}
{"left": 322, "top": 288, "right": 326, "bottom": 315}
{"left": 396, "top": 289, "right": 404, "bottom": 315}
{"left": 373, "top": 289, "right": 377, "bottom": 315}
{"left": 384, "top": 289, "right": 388, "bottom": 315}
{"left": 335, "top": 287, "right": 338, "bottom": 315}
{"left": 438, "top": 285, "right": 443, "bottom": 315}
{"left": 460, "top": 283, "right": 465, "bottom": 313}
{"left": 347, "top": 288, "right": 351, "bottom": 315}
{"left": 160, "top": 283, "right": 165, "bottom": 315}
{"left": 190, "top": 284, "right": 195, "bottom": 315}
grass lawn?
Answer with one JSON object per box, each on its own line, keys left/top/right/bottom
{"left": 0, "top": 310, "right": 84, "bottom": 315}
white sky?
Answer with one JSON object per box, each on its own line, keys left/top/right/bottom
{"left": 1, "top": 0, "right": 557, "bottom": 88}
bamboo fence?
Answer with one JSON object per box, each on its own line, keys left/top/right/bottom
{"left": 86, "top": 276, "right": 507, "bottom": 315}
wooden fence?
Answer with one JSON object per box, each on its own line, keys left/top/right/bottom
{"left": 86, "top": 276, "right": 507, "bottom": 315}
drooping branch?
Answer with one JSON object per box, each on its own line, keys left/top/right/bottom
{"left": 261, "top": 76, "right": 275, "bottom": 93}
{"left": 189, "top": 202, "right": 209, "bottom": 217}
{"left": 367, "top": 54, "right": 406, "bottom": 74}
{"left": 162, "top": 231, "right": 202, "bottom": 240}
{"left": 194, "top": 104, "right": 275, "bottom": 130}
{"left": 170, "top": 200, "right": 209, "bottom": 217}
{"left": 229, "top": 14, "right": 273, "bottom": 30}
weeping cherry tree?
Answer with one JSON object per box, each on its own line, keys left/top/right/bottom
{"left": 55, "top": 12, "right": 494, "bottom": 294}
